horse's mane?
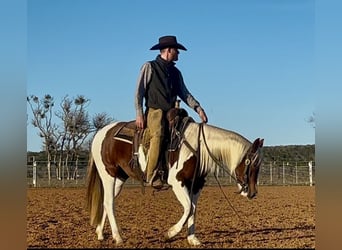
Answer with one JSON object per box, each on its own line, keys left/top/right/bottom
{"left": 184, "top": 123, "right": 251, "bottom": 175}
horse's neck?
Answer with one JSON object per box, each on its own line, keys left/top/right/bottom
{"left": 182, "top": 122, "right": 201, "bottom": 146}
{"left": 185, "top": 123, "right": 250, "bottom": 174}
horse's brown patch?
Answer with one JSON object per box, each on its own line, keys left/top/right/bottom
{"left": 101, "top": 123, "right": 140, "bottom": 181}
{"left": 176, "top": 155, "right": 206, "bottom": 193}
{"left": 176, "top": 156, "right": 196, "bottom": 181}
{"left": 234, "top": 158, "right": 246, "bottom": 184}
{"left": 168, "top": 150, "right": 180, "bottom": 167}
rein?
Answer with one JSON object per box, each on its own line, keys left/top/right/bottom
{"left": 200, "top": 124, "right": 254, "bottom": 193}
{"left": 199, "top": 124, "right": 247, "bottom": 221}
{"left": 170, "top": 122, "right": 203, "bottom": 222}
{"left": 188, "top": 123, "right": 202, "bottom": 220}
{"left": 199, "top": 124, "right": 238, "bottom": 182}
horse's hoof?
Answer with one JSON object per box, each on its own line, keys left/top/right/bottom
{"left": 96, "top": 227, "right": 104, "bottom": 240}
{"left": 115, "top": 237, "right": 123, "bottom": 245}
{"left": 187, "top": 235, "right": 201, "bottom": 246}
{"left": 164, "top": 232, "right": 171, "bottom": 241}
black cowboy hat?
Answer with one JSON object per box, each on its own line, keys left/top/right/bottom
{"left": 150, "top": 35, "right": 187, "bottom": 51}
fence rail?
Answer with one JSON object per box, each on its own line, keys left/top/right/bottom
{"left": 27, "top": 161, "right": 315, "bottom": 188}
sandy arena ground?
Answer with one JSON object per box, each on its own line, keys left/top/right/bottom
{"left": 27, "top": 186, "right": 315, "bottom": 249}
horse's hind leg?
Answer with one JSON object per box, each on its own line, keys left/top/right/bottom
{"left": 95, "top": 178, "right": 125, "bottom": 241}
{"left": 101, "top": 176, "right": 124, "bottom": 244}
{"left": 96, "top": 210, "right": 107, "bottom": 240}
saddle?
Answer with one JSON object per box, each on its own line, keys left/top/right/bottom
{"left": 112, "top": 108, "right": 194, "bottom": 187}
{"left": 166, "top": 107, "right": 194, "bottom": 151}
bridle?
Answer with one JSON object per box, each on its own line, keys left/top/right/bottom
{"left": 235, "top": 149, "right": 261, "bottom": 194}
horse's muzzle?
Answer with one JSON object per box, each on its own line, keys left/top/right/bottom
{"left": 237, "top": 183, "right": 257, "bottom": 199}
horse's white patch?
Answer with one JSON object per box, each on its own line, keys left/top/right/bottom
{"left": 138, "top": 145, "right": 147, "bottom": 172}
{"left": 237, "top": 183, "right": 248, "bottom": 197}
{"left": 92, "top": 122, "right": 119, "bottom": 177}
{"left": 113, "top": 137, "right": 132, "bottom": 144}
{"left": 240, "top": 191, "right": 248, "bottom": 197}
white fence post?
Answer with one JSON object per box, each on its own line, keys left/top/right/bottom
{"left": 270, "top": 162, "right": 273, "bottom": 184}
{"left": 295, "top": 162, "right": 298, "bottom": 184}
{"left": 282, "top": 162, "right": 285, "bottom": 185}
{"left": 308, "top": 161, "right": 313, "bottom": 186}
{"left": 33, "top": 161, "right": 37, "bottom": 187}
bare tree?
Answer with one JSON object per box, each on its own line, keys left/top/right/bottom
{"left": 55, "top": 95, "right": 92, "bottom": 180}
{"left": 55, "top": 96, "right": 72, "bottom": 180}
{"left": 92, "top": 112, "right": 115, "bottom": 131}
{"left": 28, "top": 94, "right": 116, "bottom": 183}
{"left": 82, "top": 112, "right": 115, "bottom": 152}
{"left": 70, "top": 96, "right": 92, "bottom": 179}
{"left": 27, "top": 94, "right": 58, "bottom": 182}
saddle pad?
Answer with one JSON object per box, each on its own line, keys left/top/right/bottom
{"left": 113, "top": 121, "right": 136, "bottom": 142}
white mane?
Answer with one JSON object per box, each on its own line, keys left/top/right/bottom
{"left": 182, "top": 123, "right": 251, "bottom": 175}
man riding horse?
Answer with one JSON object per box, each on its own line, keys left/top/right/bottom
{"left": 134, "top": 35, "right": 208, "bottom": 188}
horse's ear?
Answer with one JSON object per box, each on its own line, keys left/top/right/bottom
{"left": 252, "top": 138, "right": 264, "bottom": 151}
{"left": 252, "top": 138, "right": 260, "bottom": 151}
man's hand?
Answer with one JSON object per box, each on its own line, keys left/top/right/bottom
{"left": 198, "top": 108, "right": 208, "bottom": 123}
{"left": 136, "top": 115, "right": 145, "bottom": 129}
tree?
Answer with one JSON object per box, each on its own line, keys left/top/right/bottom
{"left": 92, "top": 112, "right": 115, "bottom": 131}
{"left": 55, "top": 95, "right": 92, "bottom": 180}
{"left": 28, "top": 93, "right": 116, "bottom": 183}
{"left": 54, "top": 96, "right": 72, "bottom": 180}
{"left": 82, "top": 112, "right": 115, "bottom": 152}
{"left": 27, "top": 94, "right": 58, "bottom": 182}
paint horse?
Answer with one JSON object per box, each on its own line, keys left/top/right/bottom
{"left": 86, "top": 108, "right": 264, "bottom": 246}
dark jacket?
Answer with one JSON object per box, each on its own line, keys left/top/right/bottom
{"left": 146, "top": 55, "right": 181, "bottom": 112}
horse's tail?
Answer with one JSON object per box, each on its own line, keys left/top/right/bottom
{"left": 86, "top": 153, "right": 104, "bottom": 227}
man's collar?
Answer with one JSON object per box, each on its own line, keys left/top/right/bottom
{"left": 156, "top": 55, "right": 175, "bottom": 67}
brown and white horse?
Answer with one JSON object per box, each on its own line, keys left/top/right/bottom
{"left": 86, "top": 112, "right": 264, "bottom": 246}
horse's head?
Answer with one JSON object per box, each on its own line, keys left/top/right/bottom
{"left": 235, "top": 138, "right": 264, "bottom": 199}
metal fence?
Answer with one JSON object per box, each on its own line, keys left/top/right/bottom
{"left": 27, "top": 160, "right": 315, "bottom": 188}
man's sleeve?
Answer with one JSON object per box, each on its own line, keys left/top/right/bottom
{"left": 135, "top": 62, "right": 152, "bottom": 117}
{"left": 177, "top": 71, "right": 202, "bottom": 113}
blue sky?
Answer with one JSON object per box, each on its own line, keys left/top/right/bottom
{"left": 27, "top": 0, "right": 316, "bottom": 152}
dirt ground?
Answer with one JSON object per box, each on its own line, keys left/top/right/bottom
{"left": 27, "top": 186, "right": 315, "bottom": 249}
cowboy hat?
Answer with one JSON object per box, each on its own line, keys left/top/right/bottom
{"left": 150, "top": 35, "right": 187, "bottom": 51}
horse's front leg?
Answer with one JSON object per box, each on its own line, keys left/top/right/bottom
{"left": 186, "top": 190, "right": 202, "bottom": 246}
{"left": 164, "top": 181, "right": 192, "bottom": 241}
